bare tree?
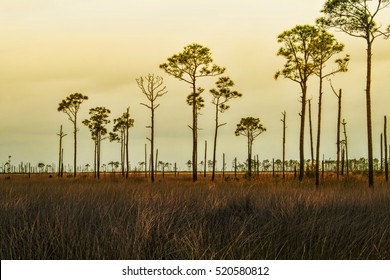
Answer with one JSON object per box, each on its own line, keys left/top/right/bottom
{"left": 330, "top": 82, "right": 343, "bottom": 179}
{"left": 342, "top": 119, "right": 349, "bottom": 176}
{"left": 57, "top": 93, "right": 88, "bottom": 177}
{"left": 136, "top": 74, "right": 167, "bottom": 183}
{"left": 56, "top": 125, "right": 67, "bottom": 178}
{"left": 281, "top": 111, "right": 287, "bottom": 179}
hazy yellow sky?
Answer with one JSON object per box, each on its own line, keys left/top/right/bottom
{"left": 1, "top": 0, "right": 389, "bottom": 170}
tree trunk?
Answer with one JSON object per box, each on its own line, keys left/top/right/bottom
{"left": 385, "top": 116, "right": 388, "bottom": 181}
{"left": 192, "top": 82, "right": 198, "bottom": 182}
{"left": 155, "top": 149, "right": 158, "bottom": 180}
{"left": 299, "top": 84, "right": 307, "bottom": 181}
{"left": 97, "top": 135, "right": 101, "bottom": 179}
{"left": 336, "top": 89, "right": 342, "bottom": 179}
{"left": 308, "top": 99, "right": 314, "bottom": 171}
{"left": 222, "top": 153, "right": 225, "bottom": 179}
{"left": 342, "top": 119, "right": 349, "bottom": 176}
{"left": 282, "top": 111, "right": 286, "bottom": 179}
{"left": 380, "top": 133, "right": 383, "bottom": 172}
{"left": 61, "top": 149, "right": 64, "bottom": 177}
{"left": 366, "top": 40, "right": 374, "bottom": 187}
{"left": 247, "top": 138, "right": 252, "bottom": 178}
{"left": 119, "top": 133, "right": 123, "bottom": 176}
{"left": 125, "top": 107, "right": 130, "bottom": 178}
{"left": 151, "top": 105, "right": 155, "bottom": 183}
{"left": 73, "top": 117, "right": 77, "bottom": 177}
{"left": 204, "top": 140, "right": 207, "bottom": 177}
{"left": 58, "top": 125, "right": 64, "bottom": 177}
{"left": 315, "top": 75, "right": 323, "bottom": 188}
{"left": 212, "top": 106, "right": 219, "bottom": 181}
{"left": 94, "top": 139, "right": 97, "bottom": 178}
{"left": 341, "top": 148, "right": 345, "bottom": 176}
{"left": 144, "top": 144, "right": 147, "bottom": 178}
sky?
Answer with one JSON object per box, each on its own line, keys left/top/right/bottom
{"left": 0, "top": 0, "right": 389, "bottom": 171}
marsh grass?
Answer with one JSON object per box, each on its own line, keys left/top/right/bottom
{"left": 0, "top": 175, "right": 389, "bottom": 259}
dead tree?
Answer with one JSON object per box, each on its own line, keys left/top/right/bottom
{"left": 57, "top": 125, "right": 67, "bottom": 177}
{"left": 136, "top": 74, "right": 167, "bottom": 183}
{"left": 381, "top": 133, "right": 384, "bottom": 171}
{"left": 281, "top": 111, "right": 287, "bottom": 179}
{"left": 342, "top": 119, "right": 349, "bottom": 176}
{"left": 308, "top": 99, "right": 314, "bottom": 171}
{"left": 330, "top": 82, "right": 342, "bottom": 178}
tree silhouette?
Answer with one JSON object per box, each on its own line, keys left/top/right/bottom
{"left": 384, "top": 116, "right": 388, "bottom": 181}
{"left": 235, "top": 117, "right": 266, "bottom": 178}
{"left": 136, "top": 74, "right": 167, "bottom": 183}
{"left": 311, "top": 26, "right": 349, "bottom": 187}
{"left": 57, "top": 93, "right": 88, "bottom": 177}
{"left": 330, "top": 81, "right": 343, "bottom": 179}
{"left": 342, "top": 119, "right": 349, "bottom": 175}
{"left": 281, "top": 111, "right": 287, "bottom": 179}
{"left": 160, "top": 43, "right": 225, "bottom": 181}
{"left": 275, "top": 25, "right": 320, "bottom": 181}
{"left": 209, "top": 76, "right": 242, "bottom": 181}
{"left": 56, "top": 125, "right": 67, "bottom": 177}
{"left": 110, "top": 108, "right": 134, "bottom": 177}
{"left": 83, "top": 107, "right": 111, "bottom": 179}
{"left": 319, "top": 0, "right": 390, "bottom": 187}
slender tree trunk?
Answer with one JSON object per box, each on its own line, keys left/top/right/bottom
{"left": 336, "top": 89, "right": 342, "bottom": 179}
{"left": 316, "top": 75, "right": 323, "bottom": 188}
{"left": 222, "top": 153, "right": 225, "bottom": 179}
{"left": 204, "top": 140, "right": 207, "bottom": 177}
{"left": 121, "top": 131, "right": 125, "bottom": 177}
{"left": 272, "top": 158, "right": 275, "bottom": 177}
{"left": 366, "top": 40, "right": 374, "bottom": 187}
{"left": 97, "top": 135, "right": 101, "bottom": 179}
{"left": 192, "top": 82, "right": 198, "bottom": 182}
{"left": 155, "top": 149, "right": 158, "bottom": 179}
{"left": 282, "top": 111, "right": 286, "bottom": 179}
{"left": 125, "top": 107, "right": 130, "bottom": 178}
{"left": 342, "top": 119, "right": 349, "bottom": 176}
{"left": 380, "top": 133, "right": 383, "bottom": 172}
{"left": 212, "top": 107, "right": 219, "bottom": 181}
{"left": 58, "top": 125, "right": 65, "bottom": 177}
{"left": 94, "top": 139, "right": 97, "bottom": 178}
{"left": 61, "top": 149, "right": 64, "bottom": 177}
{"left": 308, "top": 99, "right": 314, "bottom": 171}
{"left": 385, "top": 116, "right": 388, "bottom": 181}
{"left": 151, "top": 105, "right": 155, "bottom": 183}
{"left": 247, "top": 138, "right": 252, "bottom": 178}
{"left": 144, "top": 144, "right": 147, "bottom": 178}
{"left": 73, "top": 117, "right": 77, "bottom": 177}
{"left": 299, "top": 85, "right": 307, "bottom": 181}
{"left": 341, "top": 148, "right": 345, "bottom": 176}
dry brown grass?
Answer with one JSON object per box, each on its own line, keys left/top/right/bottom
{"left": 0, "top": 174, "right": 390, "bottom": 259}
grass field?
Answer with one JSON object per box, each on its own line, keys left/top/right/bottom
{"left": 1, "top": 174, "right": 389, "bottom": 259}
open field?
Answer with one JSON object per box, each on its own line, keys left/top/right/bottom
{"left": 1, "top": 174, "right": 390, "bottom": 259}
